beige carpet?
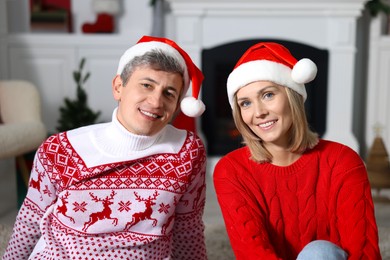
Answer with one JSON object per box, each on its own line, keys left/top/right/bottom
{"left": 1, "top": 224, "right": 389, "bottom": 259}
{"left": 0, "top": 224, "right": 13, "bottom": 258}
{"left": 205, "top": 225, "right": 390, "bottom": 260}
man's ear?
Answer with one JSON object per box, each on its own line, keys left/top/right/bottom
{"left": 112, "top": 75, "right": 123, "bottom": 101}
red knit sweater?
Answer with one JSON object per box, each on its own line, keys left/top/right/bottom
{"left": 213, "top": 139, "right": 381, "bottom": 260}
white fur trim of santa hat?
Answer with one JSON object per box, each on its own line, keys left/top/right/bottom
{"left": 116, "top": 41, "right": 190, "bottom": 99}
{"left": 227, "top": 56, "right": 317, "bottom": 108}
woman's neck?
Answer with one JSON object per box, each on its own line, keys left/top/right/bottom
{"left": 265, "top": 143, "right": 302, "bottom": 166}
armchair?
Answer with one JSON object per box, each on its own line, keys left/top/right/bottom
{"left": 0, "top": 80, "right": 47, "bottom": 159}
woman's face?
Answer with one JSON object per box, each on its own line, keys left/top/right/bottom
{"left": 236, "top": 81, "right": 293, "bottom": 149}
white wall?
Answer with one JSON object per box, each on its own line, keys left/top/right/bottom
{"left": 71, "top": 0, "right": 153, "bottom": 36}
{"left": 5, "top": 0, "right": 29, "bottom": 33}
{"left": 0, "top": 0, "right": 7, "bottom": 79}
{"left": 0, "top": 0, "right": 8, "bottom": 34}
{"left": 4, "top": 0, "right": 154, "bottom": 36}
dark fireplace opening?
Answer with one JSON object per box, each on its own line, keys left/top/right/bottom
{"left": 201, "top": 39, "right": 329, "bottom": 156}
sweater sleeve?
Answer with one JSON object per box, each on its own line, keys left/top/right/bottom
{"left": 171, "top": 135, "right": 207, "bottom": 260}
{"left": 3, "top": 144, "right": 57, "bottom": 260}
{"left": 330, "top": 145, "right": 382, "bottom": 260}
{"left": 213, "top": 156, "right": 282, "bottom": 260}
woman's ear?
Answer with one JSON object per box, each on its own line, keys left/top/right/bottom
{"left": 112, "top": 75, "right": 123, "bottom": 101}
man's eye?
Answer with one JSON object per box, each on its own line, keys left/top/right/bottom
{"left": 166, "top": 91, "right": 177, "bottom": 99}
{"left": 164, "top": 87, "right": 178, "bottom": 98}
{"left": 142, "top": 83, "right": 151, "bottom": 88}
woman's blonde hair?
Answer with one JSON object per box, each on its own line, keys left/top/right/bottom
{"left": 232, "top": 85, "right": 319, "bottom": 163}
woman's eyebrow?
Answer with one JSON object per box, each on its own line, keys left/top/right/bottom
{"left": 237, "top": 85, "right": 278, "bottom": 101}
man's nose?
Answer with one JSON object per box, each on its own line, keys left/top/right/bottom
{"left": 148, "top": 91, "right": 164, "bottom": 107}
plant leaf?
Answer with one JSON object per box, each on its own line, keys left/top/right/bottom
{"left": 83, "top": 72, "right": 91, "bottom": 84}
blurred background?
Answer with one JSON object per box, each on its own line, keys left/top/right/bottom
{"left": 1, "top": 0, "right": 390, "bottom": 238}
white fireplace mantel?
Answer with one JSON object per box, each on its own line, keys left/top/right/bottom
{"left": 166, "top": 0, "right": 368, "bottom": 153}
{"left": 167, "top": 0, "right": 364, "bottom": 17}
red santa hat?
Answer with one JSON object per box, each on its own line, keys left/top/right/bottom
{"left": 227, "top": 42, "right": 317, "bottom": 108}
{"left": 116, "top": 35, "right": 205, "bottom": 119}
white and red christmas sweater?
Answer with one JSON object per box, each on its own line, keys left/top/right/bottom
{"left": 3, "top": 109, "right": 207, "bottom": 260}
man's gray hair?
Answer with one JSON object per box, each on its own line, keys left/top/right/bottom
{"left": 120, "top": 49, "right": 185, "bottom": 87}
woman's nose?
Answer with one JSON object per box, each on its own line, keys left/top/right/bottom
{"left": 255, "top": 101, "right": 268, "bottom": 118}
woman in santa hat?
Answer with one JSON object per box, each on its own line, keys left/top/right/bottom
{"left": 213, "top": 42, "right": 381, "bottom": 259}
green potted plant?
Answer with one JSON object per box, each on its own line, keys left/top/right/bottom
{"left": 56, "top": 58, "right": 101, "bottom": 132}
{"left": 365, "top": 0, "right": 390, "bottom": 17}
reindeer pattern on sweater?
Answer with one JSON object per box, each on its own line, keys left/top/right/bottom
{"left": 4, "top": 123, "right": 207, "bottom": 260}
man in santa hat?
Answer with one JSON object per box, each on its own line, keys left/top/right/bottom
{"left": 4, "top": 36, "right": 207, "bottom": 259}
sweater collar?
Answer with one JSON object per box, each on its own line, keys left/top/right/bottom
{"left": 94, "top": 108, "right": 163, "bottom": 155}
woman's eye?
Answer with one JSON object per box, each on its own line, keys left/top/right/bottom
{"left": 239, "top": 100, "right": 250, "bottom": 107}
{"left": 263, "top": 92, "right": 274, "bottom": 99}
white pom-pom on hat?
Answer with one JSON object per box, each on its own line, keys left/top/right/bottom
{"left": 180, "top": 96, "right": 206, "bottom": 117}
{"left": 291, "top": 58, "right": 317, "bottom": 84}
{"left": 227, "top": 42, "right": 318, "bottom": 107}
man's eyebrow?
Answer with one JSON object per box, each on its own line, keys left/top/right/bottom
{"left": 140, "top": 77, "right": 179, "bottom": 93}
{"left": 140, "top": 77, "right": 158, "bottom": 84}
{"left": 165, "top": 86, "right": 180, "bottom": 95}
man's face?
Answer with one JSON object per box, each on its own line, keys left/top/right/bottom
{"left": 112, "top": 67, "right": 183, "bottom": 136}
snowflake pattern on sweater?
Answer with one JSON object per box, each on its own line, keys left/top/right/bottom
{"left": 4, "top": 126, "right": 207, "bottom": 260}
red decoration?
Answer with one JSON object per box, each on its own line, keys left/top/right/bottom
{"left": 82, "top": 13, "right": 114, "bottom": 33}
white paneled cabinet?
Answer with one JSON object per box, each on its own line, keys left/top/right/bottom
{"left": 5, "top": 35, "right": 132, "bottom": 133}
